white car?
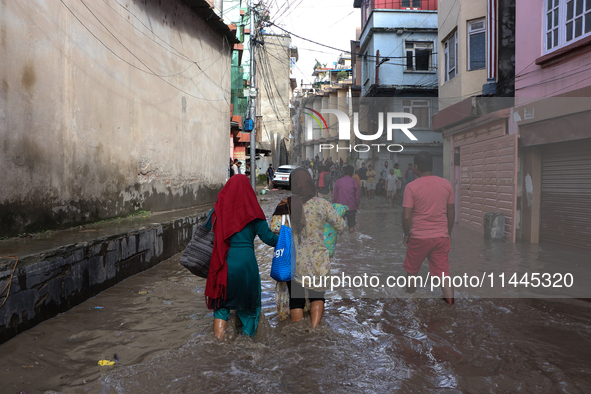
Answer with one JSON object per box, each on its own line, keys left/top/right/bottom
{"left": 272, "top": 165, "right": 301, "bottom": 189}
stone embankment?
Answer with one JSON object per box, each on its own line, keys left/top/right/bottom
{"left": 0, "top": 206, "right": 212, "bottom": 344}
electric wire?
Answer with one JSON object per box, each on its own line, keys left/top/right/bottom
{"left": 60, "top": 0, "right": 230, "bottom": 103}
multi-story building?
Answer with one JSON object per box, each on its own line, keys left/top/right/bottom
{"left": 297, "top": 76, "right": 355, "bottom": 165}
{"left": 353, "top": 0, "right": 442, "bottom": 176}
{"left": 512, "top": 0, "right": 591, "bottom": 250}
{"left": 256, "top": 33, "right": 298, "bottom": 169}
{"left": 432, "top": 0, "right": 517, "bottom": 241}
{"left": 223, "top": 1, "right": 252, "bottom": 170}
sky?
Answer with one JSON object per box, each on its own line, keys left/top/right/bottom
{"left": 263, "top": 0, "right": 361, "bottom": 88}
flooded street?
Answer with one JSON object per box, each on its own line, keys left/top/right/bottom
{"left": 2, "top": 190, "right": 591, "bottom": 393}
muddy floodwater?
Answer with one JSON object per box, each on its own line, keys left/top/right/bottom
{"left": 1, "top": 191, "right": 591, "bottom": 393}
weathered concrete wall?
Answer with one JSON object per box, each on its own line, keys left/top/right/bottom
{"left": 0, "top": 209, "right": 207, "bottom": 344}
{"left": 0, "top": 0, "right": 231, "bottom": 237}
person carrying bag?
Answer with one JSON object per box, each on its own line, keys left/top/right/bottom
{"left": 179, "top": 209, "right": 215, "bottom": 278}
{"left": 270, "top": 214, "right": 295, "bottom": 282}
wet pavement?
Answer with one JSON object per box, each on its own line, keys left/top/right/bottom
{"left": 1, "top": 189, "right": 591, "bottom": 393}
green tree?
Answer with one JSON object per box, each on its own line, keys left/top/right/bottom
{"left": 336, "top": 70, "right": 348, "bottom": 81}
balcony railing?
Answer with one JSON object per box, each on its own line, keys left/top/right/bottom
{"left": 361, "top": 0, "right": 438, "bottom": 23}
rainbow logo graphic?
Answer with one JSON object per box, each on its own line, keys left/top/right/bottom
{"left": 304, "top": 107, "right": 328, "bottom": 133}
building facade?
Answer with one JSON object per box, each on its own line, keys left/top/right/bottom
{"left": 353, "top": 0, "right": 442, "bottom": 176}
{"left": 223, "top": 0, "right": 252, "bottom": 171}
{"left": 256, "top": 33, "right": 297, "bottom": 169}
{"left": 432, "top": 0, "right": 517, "bottom": 241}
{"left": 512, "top": 0, "right": 591, "bottom": 250}
{"left": 296, "top": 77, "right": 355, "bottom": 165}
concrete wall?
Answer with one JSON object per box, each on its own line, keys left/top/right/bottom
{"left": 0, "top": 0, "right": 231, "bottom": 238}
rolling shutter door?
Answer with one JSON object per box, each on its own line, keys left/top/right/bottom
{"left": 540, "top": 139, "right": 591, "bottom": 250}
{"left": 459, "top": 134, "right": 517, "bottom": 241}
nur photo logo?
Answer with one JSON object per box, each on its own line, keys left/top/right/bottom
{"left": 304, "top": 107, "right": 419, "bottom": 153}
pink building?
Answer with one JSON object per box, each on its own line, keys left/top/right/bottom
{"left": 514, "top": 0, "right": 591, "bottom": 251}
{"left": 432, "top": 0, "right": 518, "bottom": 242}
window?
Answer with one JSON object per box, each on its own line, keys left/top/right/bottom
{"left": 402, "top": 0, "right": 422, "bottom": 7}
{"left": 405, "top": 42, "right": 434, "bottom": 71}
{"left": 565, "top": 0, "right": 591, "bottom": 40}
{"left": 545, "top": 0, "right": 591, "bottom": 52}
{"left": 546, "top": 0, "right": 560, "bottom": 50}
{"left": 443, "top": 31, "right": 458, "bottom": 82}
{"left": 468, "top": 19, "right": 486, "bottom": 70}
{"left": 403, "top": 100, "right": 431, "bottom": 129}
{"left": 362, "top": 0, "right": 370, "bottom": 22}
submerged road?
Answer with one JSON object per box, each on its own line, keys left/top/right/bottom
{"left": 1, "top": 189, "right": 591, "bottom": 393}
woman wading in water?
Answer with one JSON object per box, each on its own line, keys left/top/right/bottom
{"left": 206, "top": 175, "right": 278, "bottom": 340}
{"left": 271, "top": 168, "right": 346, "bottom": 328}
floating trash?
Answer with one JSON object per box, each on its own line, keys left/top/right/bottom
{"left": 98, "top": 360, "right": 115, "bottom": 366}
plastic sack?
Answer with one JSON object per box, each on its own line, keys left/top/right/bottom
{"left": 270, "top": 215, "right": 295, "bottom": 282}
{"left": 324, "top": 203, "right": 348, "bottom": 257}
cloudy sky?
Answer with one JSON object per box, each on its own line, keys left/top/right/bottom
{"left": 264, "top": 0, "right": 361, "bottom": 88}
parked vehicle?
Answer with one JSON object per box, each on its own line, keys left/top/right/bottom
{"left": 272, "top": 165, "right": 300, "bottom": 189}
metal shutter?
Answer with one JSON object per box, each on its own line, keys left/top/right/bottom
{"left": 460, "top": 134, "right": 518, "bottom": 241}
{"left": 540, "top": 139, "right": 591, "bottom": 250}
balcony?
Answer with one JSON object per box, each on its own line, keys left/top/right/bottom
{"left": 355, "top": 0, "right": 438, "bottom": 24}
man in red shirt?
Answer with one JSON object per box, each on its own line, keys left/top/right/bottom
{"left": 402, "top": 152, "right": 455, "bottom": 304}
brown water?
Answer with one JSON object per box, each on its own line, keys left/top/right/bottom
{"left": 2, "top": 190, "right": 591, "bottom": 393}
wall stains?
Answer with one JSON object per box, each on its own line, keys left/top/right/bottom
{"left": 21, "top": 64, "right": 36, "bottom": 91}
{"left": 1, "top": 79, "right": 7, "bottom": 100}
{"left": 11, "top": 135, "right": 43, "bottom": 170}
{"left": 0, "top": 181, "right": 222, "bottom": 238}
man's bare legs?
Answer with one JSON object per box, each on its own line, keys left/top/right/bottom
{"left": 406, "top": 273, "right": 454, "bottom": 305}
{"left": 442, "top": 284, "right": 454, "bottom": 305}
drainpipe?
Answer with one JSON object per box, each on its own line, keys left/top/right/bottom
{"left": 483, "top": 0, "right": 498, "bottom": 95}
{"left": 375, "top": 49, "right": 380, "bottom": 87}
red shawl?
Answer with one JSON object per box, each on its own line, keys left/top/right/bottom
{"left": 205, "top": 175, "right": 265, "bottom": 309}
{"left": 318, "top": 171, "right": 329, "bottom": 188}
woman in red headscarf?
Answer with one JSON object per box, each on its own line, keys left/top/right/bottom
{"left": 206, "top": 175, "right": 278, "bottom": 340}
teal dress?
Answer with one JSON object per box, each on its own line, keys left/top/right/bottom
{"left": 213, "top": 218, "right": 278, "bottom": 337}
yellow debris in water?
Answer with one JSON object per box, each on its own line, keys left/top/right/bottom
{"left": 98, "top": 360, "right": 115, "bottom": 366}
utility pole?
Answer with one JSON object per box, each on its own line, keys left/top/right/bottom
{"left": 249, "top": 0, "right": 257, "bottom": 190}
